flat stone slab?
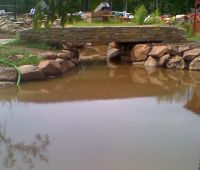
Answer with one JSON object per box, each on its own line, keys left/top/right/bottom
{"left": 19, "top": 26, "right": 186, "bottom": 45}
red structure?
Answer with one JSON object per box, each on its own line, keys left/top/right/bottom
{"left": 194, "top": 0, "right": 200, "bottom": 34}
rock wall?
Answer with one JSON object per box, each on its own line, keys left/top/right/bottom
{"left": 113, "top": 43, "right": 200, "bottom": 71}
{"left": 19, "top": 26, "right": 186, "bottom": 45}
{"left": 0, "top": 47, "right": 80, "bottom": 88}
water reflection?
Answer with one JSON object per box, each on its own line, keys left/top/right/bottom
{"left": 0, "top": 121, "right": 50, "bottom": 169}
{"left": 0, "top": 65, "right": 200, "bottom": 115}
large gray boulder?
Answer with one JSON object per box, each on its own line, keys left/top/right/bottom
{"left": 19, "top": 65, "right": 45, "bottom": 81}
{"left": 166, "top": 56, "right": 185, "bottom": 69}
{"left": 38, "top": 60, "right": 62, "bottom": 76}
{"left": 183, "top": 48, "right": 200, "bottom": 61}
{"left": 0, "top": 67, "right": 17, "bottom": 81}
{"left": 189, "top": 57, "right": 200, "bottom": 71}
{"left": 130, "top": 44, "right": 151, "bottom": 62}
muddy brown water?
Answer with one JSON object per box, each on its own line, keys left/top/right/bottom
{"left": 1, "top": 64, "right": 200, "bottom": 170}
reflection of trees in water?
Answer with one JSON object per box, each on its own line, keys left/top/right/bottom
{"left": 156, "top": 86, "right": 189, "bottom": 103}
{"left": 0, "top": 127, "right": 50, "bottom": 169}
{"left": 185, "top": 87, "right": 200, "bottom": 115}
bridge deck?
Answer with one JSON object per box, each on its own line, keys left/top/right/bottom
{"left": 19, "top": 26, "right": 186, "bottom": 45}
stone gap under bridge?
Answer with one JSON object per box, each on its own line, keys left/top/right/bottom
{"left": 19, "top": 26, "right": 186, "bottom": 46}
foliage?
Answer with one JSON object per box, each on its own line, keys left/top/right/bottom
{"left": 0, "top": 44, "right": 41, "bottom": 67}
{"left": 33, "top": 0, "right": 81, "bottom": 29}
{"left": 0, "top": 0, "right": 194, "bottom": 15}
{"left": 145, "top": 9, "right": 163, "bottom": 25}
{"left": 133, "top": 5, "right": 148, "bottom": 25}
{"left": 174, "top": 21, "right": 193, "bottom": 38}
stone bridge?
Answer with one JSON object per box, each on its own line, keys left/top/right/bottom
{"left": 19, "top": 26, "right": 186, "bottom": 45}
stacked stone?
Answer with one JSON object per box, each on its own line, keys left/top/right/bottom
{"left": 0, "top": 16, "right": 32, "bottom": 34}
{"left": 0, "top": 48, "right": 79, "bottom": 88}
{"left": 130, "top": 44, "right": 200, "bottom": 71}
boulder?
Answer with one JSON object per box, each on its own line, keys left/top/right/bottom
{"left": 55, "top": 59, "right": 70, "bottom": 73}
{"left": 183, "top": 48, "right": 200, "bottom": 61}
{"left": 107, "top": 48, "right": 120, "bottom": 59}
{"left": 71, "top": 48, "right": 79, "bottom": 58}
{"left": 166, "top": 56, "right": 185, "bottom": 69}
{"left": 19, "top": 65, "right": 45, "bottom": 81}
{"left": 148, "top": 46, "right": 168, "bottom": 58}
{"left": 57, "top": 52, "right": 71, "bottom": 60}
{"left": 144, "top": 56, "right": 158, "bottom": 67}
{"left": 59, "top": 50, "right": 74, "bottom": 59}
{"left": 0, "top": 81, "right": 15, "bottom": 88}
{"left": 167, "top": 46, "right": 179, "bottom": 56}
{"left": 109, "top": 42, "right": 118, "bottom": 48}
{"left": 158, "top": 54, "right": 171, "bottom": 66}
{"left": 0, "top": 67, "right": 17, "bottom": 81}
{"left": 178, "top": 46, "right": 190, "bottom": 55}
{"left": 130, "top": 44, "right": 151, "bottom": 62}
{"left": 66, "top": 60, "right": 75, "bottom": 69}
{"left": 189, "top": 57, "right": 200, "bottom": 71}
{"left": 40, "top": 52, "right": 57, "bottom": 60}
{"left": 70, "top": 58, "right": 80, "bottom": 65}
{"left": 38, "top": 60, "right": 62, "bottom": 76}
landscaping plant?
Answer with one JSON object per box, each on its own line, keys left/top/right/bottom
{"left": 133, "top": 5, "right": 148, "bottom": 25}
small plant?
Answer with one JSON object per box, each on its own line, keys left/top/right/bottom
{"left": 174, "top": 21, "right": 193, "bottom": 38}
{"left": 133, "top": 5, "right": 148, "bottom": 25}
{"left": 145, "top": 9, "right": 163, "bottom": 25}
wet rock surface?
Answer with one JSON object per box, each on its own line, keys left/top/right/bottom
{"left": 189, "top": 57, "right": 200, "bottom": 71}
{"left": 166, "top": 56, "right": 185, "bottom": 70}
{"left": 38, "top": 60, "right": 62, "bottom": 76}
{"left": 131, "top": 44, "right": 151, "bottom": 62}
{"left": 19, "top": 65, "right": 45, "bottom": 81}
{"left": 144, "top": 56, "right": 158, "bottom": 67}
{"left": 0, "top": 67, "right": 17, "bottom": 81}
{"left": 148, "top": 46, "right": 168, "bottom": 58}
{"left": 183, "top": 48, "right": 200, "bottom": 61}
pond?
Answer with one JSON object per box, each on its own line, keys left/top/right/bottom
{"left": 0, "top": 64, "right": 200, "bottom": 170}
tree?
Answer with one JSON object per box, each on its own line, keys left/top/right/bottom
{"left": 34, "top": 0, "right": 81, "bottom": 28}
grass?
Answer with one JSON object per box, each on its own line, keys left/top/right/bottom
{"left": 187, "top": 35, "right": 200, "bottom": 41}
{"left": 9, "top": 39, "right": 52, "bottom": 50}
{"left": 0, "top": 44, "right": 41, "bottom": 67}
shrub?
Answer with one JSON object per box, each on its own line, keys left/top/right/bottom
{"left": 134, "top": 5, "right": 148, "bottom": 25}
{"left": 145, "top": 9, "right": 163, "bottom": 25}
{"left": 175, "top": 21, "right": 193, "bottom": 38}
